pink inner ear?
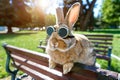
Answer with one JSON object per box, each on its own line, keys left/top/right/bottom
{"left": 69, "top": 6, "right": 80, "bottom": 26}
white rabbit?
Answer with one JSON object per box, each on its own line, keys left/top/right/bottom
{"left": 46, "top": 2, "right": 96, "bottom": 74}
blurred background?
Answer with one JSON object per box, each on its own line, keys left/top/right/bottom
{"left": 0, "top": 0, "right": 120, "bottom": 33}
{"left": 0, "top": 0, "right": 120, "bottom": 79}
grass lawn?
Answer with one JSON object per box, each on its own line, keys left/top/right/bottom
{"left": 0, "top": 31, "right": 46, "bottom": 78}
{"left": 0, "top": 30, "right": 120, "bottom": 78}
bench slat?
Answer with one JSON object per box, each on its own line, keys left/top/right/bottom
{"left": 88, "top": 37, "right": 113, "bottom": 41}
{"left": 84, "top": 34, "right": 113, "bottom": 37}
{"left": 65, "top": 72, "right": 97, "bottom": 80}
{"left": 16, "top": 66, "right": 44, "bottom": 80}
{"left": 91, "top": 41, "right": 112, "bottom": 45}
{"left": 94, "top": 49, "right": 108, "bottom": 53}
{"left": 93, "top": 45, "right": 109, "bottom": 48}
{"left": 6, "top": 45, "right": 48, "bottom": 62}
{"left": 96, "top": 54, "right": 110, "bottom": 61}
{"left": 12, "top": 58, "right": 67, "bottom": 80}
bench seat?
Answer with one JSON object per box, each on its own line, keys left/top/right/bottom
{"left": 3, "top": 43, "right": 120, "bottom": 80}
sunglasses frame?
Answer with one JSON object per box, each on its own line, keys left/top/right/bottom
{"left": 57, "top": 26, "right": 70, "bottom": 38}
{"left": 46, "top": 26, "right": 70, "bottom": 38}
{"left": 46, "top": 26, "right": 55, "bottom": 36}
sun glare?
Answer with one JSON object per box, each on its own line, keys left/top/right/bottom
{"left": 36, "top": 0, "right": 49, "bottom": 10}
{"left": 35, "top": 0, "right": 62, "bottom": 14}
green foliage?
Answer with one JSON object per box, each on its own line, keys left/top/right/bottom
{"left": 45, "top": 14, "right": 56, "bottom": 26}
{"left": 0, "top": 0, "right": 46, "bottom": 28}
{"left": 0, "top": 0, "right": 32, "bottom": 26}
{"left": 0, "top": 31, "right": 46, "bottom": 78}
{"left": 0, "top": 0, "right": 14, "bottom": 26}
{"left": 64, "top": 0, "right": 96, "bottom": 31}
{"left": 101, "top": 0, "right": 120, "bottom": 26}
{"left": 93, "top": 29, "right": 120, "bottom": 34}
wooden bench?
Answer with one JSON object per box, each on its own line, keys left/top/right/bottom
{"left": 38, "top": 34, "right": 113, "bottom": 70}
{"left": 3, "top": 43, "right": 120, "bottom": 80}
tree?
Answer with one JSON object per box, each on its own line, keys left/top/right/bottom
{"left": 28, "top": 0, "right": 45, "bottom": 28}
{"left": 101, "top": 0, "right": 120, "bottom": 28}
{"left": 45, "top": 14, "right": 56, "bottom": 26}
{"left": 0, "top": 0, "right": 32, "bottom": 33}
{"left": 0, "top": 0, "right": 45, "bottom": 33}
{"left": 63, "top": 0, "right": 97, "bottom": 31}
{"left": 0, "top": 0, "right": 14, "bottom": 33}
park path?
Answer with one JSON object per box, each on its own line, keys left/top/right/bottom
{"left": 0, "top": 27, "right": 19, "bottom": 33}
{"left": 112, "top": 54, "right": 120, "bottom": 61}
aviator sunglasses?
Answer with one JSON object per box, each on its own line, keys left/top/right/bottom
{"left": 46, "top": 26, "right": 70, "bottom": 38}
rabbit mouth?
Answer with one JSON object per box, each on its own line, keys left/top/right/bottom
{"left": 51, "top": 43, "right": 59, "bottom": 49}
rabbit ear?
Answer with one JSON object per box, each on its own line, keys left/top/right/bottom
{"left": 56, "top": 7, "right": 65, "bottom": 25}
{"left": 65, "top": 2, "right": 80, "bottom": 30}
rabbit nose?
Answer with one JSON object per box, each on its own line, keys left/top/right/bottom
{"left": 54, "top": 43, "right": 58, "bottom": 48}
{"left": 51, "top": 42, "right": 58, "bottom": 48}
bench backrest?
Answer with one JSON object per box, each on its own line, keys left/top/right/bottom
{"left": 84, "top": 34, "right": 113, "bottom": 54}
{"left": 3, "top": 44, "right": 119, "bottom": 80}
{"left": 84, "top": 34, "right": 113, "bottom": 61}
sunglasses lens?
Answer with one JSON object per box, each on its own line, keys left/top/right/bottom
{"left": 58, "top": 27, "right": 69, "bottom": 38}
{"left": 46, "top": 26, "right": 54, "bottom": 36}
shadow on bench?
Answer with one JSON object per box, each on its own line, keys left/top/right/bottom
{"left": 3, "top": 43, "right": 119, "bottom": 80}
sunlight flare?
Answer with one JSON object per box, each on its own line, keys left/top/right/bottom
{"left": 35, "top": 0, "right": 49, "bottom": 10}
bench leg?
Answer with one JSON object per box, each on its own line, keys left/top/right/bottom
{"left": 6, "top": 54, "right": 19, "bottom": 80}
{"left": 107, "top": 47, "right": 112, "bottom": 70}
{"left": 5, "top": 52, "right": 19, "bottom": 80}
{"left": 3, "top": 44, "right": 19, "bottom": 80}
{"left": 11, "top": 74, "right": 15, "bottom": 80}
{"left": 107, "top": 60, "right": 111, "bottom": 70}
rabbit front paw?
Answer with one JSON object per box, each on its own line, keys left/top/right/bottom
{"left": 49, "top": 60, "right": 57, "bottom": 69}
{"left": 63, "top": 62, "right": 74, "bottom": 74}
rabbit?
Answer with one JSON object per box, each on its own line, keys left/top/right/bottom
{"left": 46, "top": 2, "right": 96, "bottom": 74}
